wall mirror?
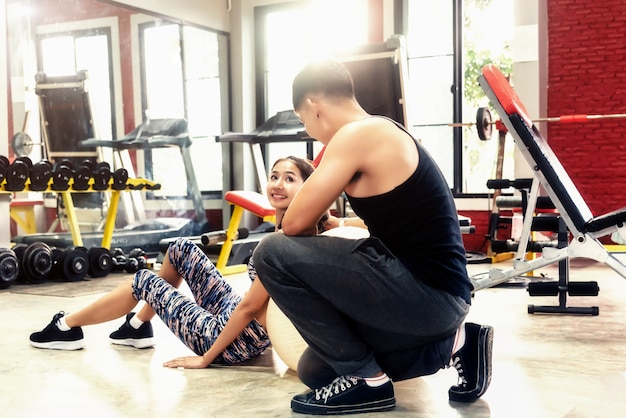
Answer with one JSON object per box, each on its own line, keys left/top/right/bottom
{"left": 6, "top": 0, "right": 230, "bottom": 231}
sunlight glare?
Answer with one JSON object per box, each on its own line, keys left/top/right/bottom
{"left": 41, "top": 36, "right": 75, "bottom": 76}
{"left": 264, "top": 0, "right": 368, "bottom": 114}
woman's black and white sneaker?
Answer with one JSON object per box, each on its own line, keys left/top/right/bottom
{"left": 291, "top": 375, "right": 395, "bottom": 415}
{"left": 29, "top": 312, "right": 85, "bottom": 350}
{"left": 448, "top": 322, "right": 494, "bottom": 402}
{"left": 109, "top": 312, "right": 154, "bottom": 349}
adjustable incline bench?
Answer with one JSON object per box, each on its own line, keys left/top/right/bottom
{"left": 472, "top": 64, "right": 626, "bottom": 312}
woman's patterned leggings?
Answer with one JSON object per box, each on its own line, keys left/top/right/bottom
{"left": 131, "top": 238, "right": 242, "bottom": 359}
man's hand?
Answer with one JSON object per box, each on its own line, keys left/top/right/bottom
{"left": 163, "top": 355, "right": 210, "bottom": 369}
{"left": 323, "top": 215, "right": 341, "bottom": 230}
{"left": 323, "top": 215, "right": 367, "bottom": 230}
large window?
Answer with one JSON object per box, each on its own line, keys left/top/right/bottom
{"left": 256, "top": 1, "right": 513, "bottom": 196}
{"left": 138, "top": 21, "right": 229, "bottom": 197}
{"left": 255, "top": 1, "right": 369, "bottom": 167}
{"left": 404, "top": 0, "right": 514, "bottom": 195}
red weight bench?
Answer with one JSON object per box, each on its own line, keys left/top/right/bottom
{"left": 474, "top": 64, "right": 626, "bottom": 314}
{"left": 216, "top": 190, "right": 276, "bottom": 275}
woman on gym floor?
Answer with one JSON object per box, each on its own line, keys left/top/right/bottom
{"left": 29, "top": 156, "right": 324, "bottom": 369}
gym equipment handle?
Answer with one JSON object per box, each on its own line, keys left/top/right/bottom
{"left": 201, "top": 228, "right": 249, "bottom": 246}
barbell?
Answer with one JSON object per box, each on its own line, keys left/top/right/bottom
{"left": 416, "top": 107, "right": 626, "bottom": 141}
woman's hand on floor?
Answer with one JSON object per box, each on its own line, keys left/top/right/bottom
{"left": 163, "top": 355, "right": 209, "bottom": 369}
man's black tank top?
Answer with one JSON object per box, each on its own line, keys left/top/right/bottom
{"left": 346, "top": 118, "right": 472, "bottom": 303}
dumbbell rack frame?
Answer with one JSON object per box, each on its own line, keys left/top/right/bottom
{"left": 2, "top": 176, "right": 159, "bottom": 249}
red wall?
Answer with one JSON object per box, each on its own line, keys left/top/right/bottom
{"left": 460, "top": 210, "right": 491, "bottom": 254}
{"left": 547, "top": 0, "right": 626, "bottom": 218}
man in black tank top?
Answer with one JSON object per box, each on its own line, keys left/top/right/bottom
{"left": 254, "top": 59, "right": 493, "bottom": 415}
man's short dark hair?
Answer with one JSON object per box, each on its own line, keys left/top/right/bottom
{"left": 292, "top": 60, "right": 355, "bottom": 110}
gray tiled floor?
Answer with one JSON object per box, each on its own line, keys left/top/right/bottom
{"left": 2, "top": 257, "right": 626, "bottom": 417}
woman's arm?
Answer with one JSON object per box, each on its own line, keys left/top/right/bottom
{"left": 163, "top": 279, "right": 270, "bottom": 369}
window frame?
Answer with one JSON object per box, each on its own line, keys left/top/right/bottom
{"left": 136, "top": 19, "right": 231, "bottom": 200}
{"left": 398, "top": 0, "right": 513, "bottom": 198}
{"left": 253, "top": 2, "right": 317, "bottom": 166}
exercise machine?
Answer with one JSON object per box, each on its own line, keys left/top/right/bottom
{"left": 471, "top": 64, "right": 626, "bottom": 315}
{"left": 81, "top": 117, "right": 207, "bottom": 229}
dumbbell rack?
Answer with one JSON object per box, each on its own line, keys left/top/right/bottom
{"left": 1, "top": 240, "right": 150, "bottom": 290}
{"left": 1, "top": 159, "right": 160, "bottom": 250}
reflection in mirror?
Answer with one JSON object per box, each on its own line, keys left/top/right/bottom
{"left": 39, "top": 28, "right": 114, "bottom": 143}
{"left": 6, "top": 0, "right": 230, "bottom": 234}
{"left": 139, "top": 20, "right": 228, "bottom": 196}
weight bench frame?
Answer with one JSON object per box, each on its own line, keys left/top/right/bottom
{"left": 473, "top": 64, "right": 626, "bottom": 295}
{"left": 217, "top": 190, "right": 275, "bottom": 275}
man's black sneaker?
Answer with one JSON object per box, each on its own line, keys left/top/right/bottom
{"left": 291, "top": 375, "right": 395, "bottom": 415}
{"left": 109, "top": 312, "right": 154, "bottom": 349}
{"left": 448, "top": 322, "right": 494, "bottom": 402}
{"left": 29, "top": 312, "right": 85, "bottom": 350}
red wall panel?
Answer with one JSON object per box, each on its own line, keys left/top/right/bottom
{"left": 547, "top": 0, "right": 626, "bottom": 218}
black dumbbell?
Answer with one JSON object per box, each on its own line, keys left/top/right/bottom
{"left": 72, "top": 161, "right": 93, "bottom": 191}
{"left": 81, "top": 159, "right": 97, "bottom": 172}
{"left": 29, "top": 160, "right": 53, "bottom": 191}
{"left": 23, "top": 242, "right": 53, "bottom": 284}
{"left": 50, "top": 246, "right": 89, "bottom": 282}
{"left": 128, "top": 247, "right": 148, "bottom": 270}
{"left": 92, "top": 162, "right": 112, "bottom": 191}
{"left": 12, "top": 244, "right": 28, "bottom": 283}
{"left": 110, "top": 247, "right": 141, "bottom": 273}
{"left": 0, "top": 248, "right": 19, "bottom": 289}
{"left": 0, "top": 155, "right": 10, "bottom": 186}
{"left": 124, "top": 257, "right": 139, "bottom": 273}
{"left": 13, "top": 242, "right": 53, "bottom": 284}
{"left": 51, "top": 159, "right": 74, "bottom": 191}
{"left": 49, "top": 247, "right": 63, "bottom": 275}
{"left": 87, "top": 247, "right": 113, "bottom": 278}
{"left": 6, "top": 156, "right": 32, "bottom": 191}
{"left": 111, "top": 247, "right": 128, "bottom": 273}
{"left": 111, "top": 168, "right": 129, "bottom": 190}
{"left": 64, "top": 246, "right": 89, "bottom": 282}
